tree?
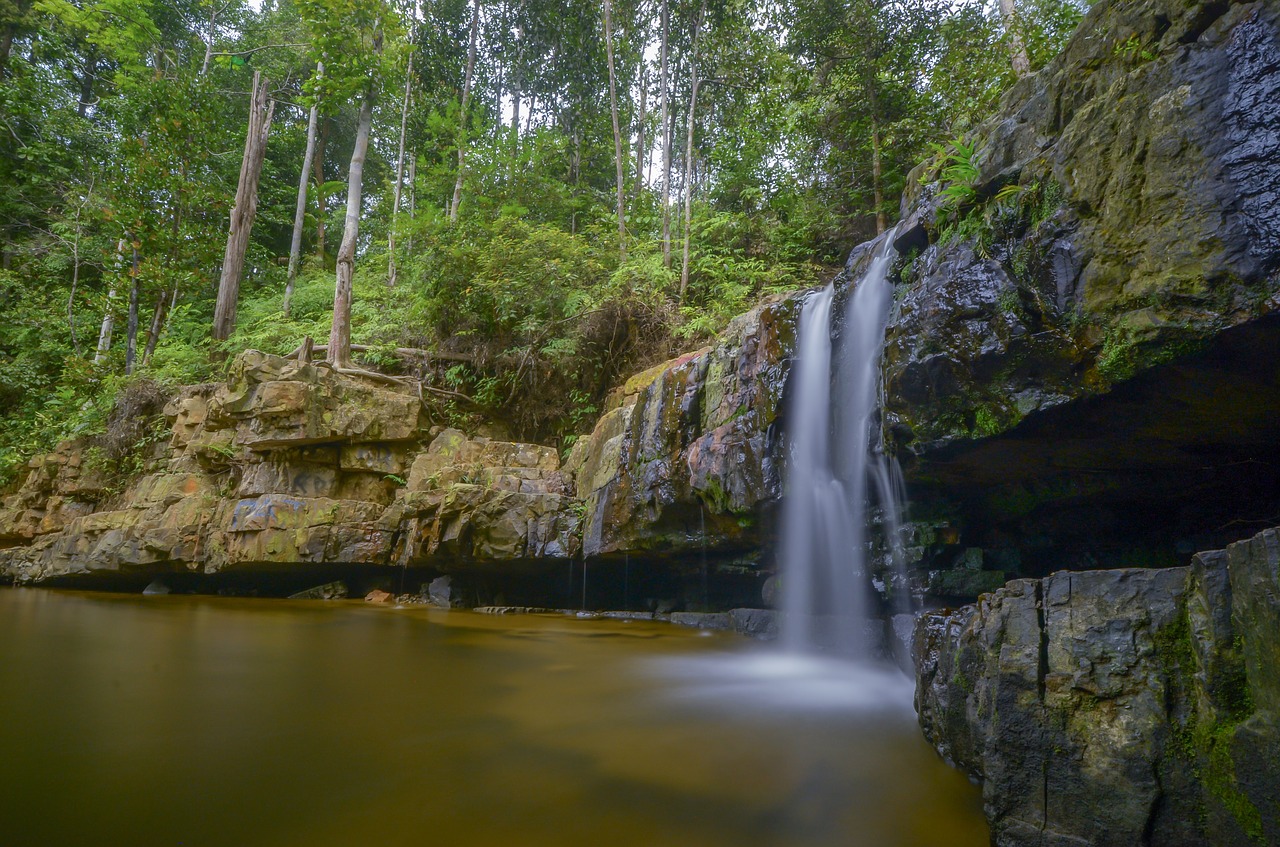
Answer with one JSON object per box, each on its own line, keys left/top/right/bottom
{"left": 213, "top": 69, "right": 275, "bottom": 344}
{"left": 449, "top": 0, "right": 480, "bottom": 223}
{"left": 297, "top": 0, "right": 401, "bottom": 370}
{"left": 603, "top": 0, "right": 626, "bottom": 260}
{"left": 284, "top": 62, "right": 323, "bottom": 316}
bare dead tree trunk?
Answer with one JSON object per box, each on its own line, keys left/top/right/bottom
{"left": 125, "top": 239, "right": 139, "bottom": 375}
{"left": 450, "top": 0, "right": 481, "bottom": 224}
{"left": 213, "top": 70, "right": 275, "bottom": 343}
{"left": 285, "top": 62, "right": 323, "bottom": 317}
{"left": 999, "top": 0, "right": 1031, "bottom": 77}
{"left": 679, "top": 2, "right": 705, "bottom": 303}
{"left": 389, "top": 47, "right": 413, "bottom": 289}
{"left": 328, "top": 90, "right": 374, "bottom": 370}
{"left": 603, "top": 0, "right": 626, "bottom": 261}
{"left": 660, "top": 0, "right": 671, "bottom": 269}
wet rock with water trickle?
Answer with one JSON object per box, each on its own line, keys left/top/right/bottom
{"left": 914, "top": 526, "right": 1280, "bottom": 846}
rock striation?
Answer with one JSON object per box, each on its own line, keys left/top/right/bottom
{"left": 914, "top": 526, "right": 1280, "bottom": 846}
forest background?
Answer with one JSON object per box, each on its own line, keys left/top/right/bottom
{"left": 0, "top": 0, "right": 1084, "bottom": 484}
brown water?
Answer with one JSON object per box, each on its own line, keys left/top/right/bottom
{"left": 0, "top": 589, "right": 987, "bottom": 847}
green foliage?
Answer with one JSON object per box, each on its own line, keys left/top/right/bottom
{"left": 0, "top": 0, "right": 1093, "bottom": 469}
{"left": 935, "top": 138, "right": 981, "bottom": 211}
{"left": 1112, "top": 35, "right": 1157, "bottom": 65}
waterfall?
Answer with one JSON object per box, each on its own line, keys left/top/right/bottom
{"left": 779, "top": 230, "right": 908, "bottom": 657}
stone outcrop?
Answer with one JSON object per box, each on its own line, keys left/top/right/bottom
{"left": 887, "top": 0, "right": 1280, "bottom": 449}
{"left": 565, "top": 293, "right": 800, "bottom": 558}
{"left": 0, "top": 352, "right": 580, "bottom": 588}
{"left": 914, "top": 526, "right": 1280, "bottom": 846}
{"left": 879, "top": 0, "right": 1280, "bottom": 577}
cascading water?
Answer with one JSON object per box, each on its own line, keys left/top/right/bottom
{"left": 779, "top": 229, "right": 909, "bottom": 657}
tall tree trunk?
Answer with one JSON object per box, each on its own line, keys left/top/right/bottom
{"left": 603, "top": 0, "right": 626, "bottom": 261}
{"left": 389, "top": 48, "right": 413, "bottom": 289}
{"left": 634, "top": 61, "right": 647, "bottom": 204}
{"left": 200, "top": 3, "right": 218, "bottom": 75}
{"left": 94, "top": 239, "right": 124, "bottom": 363}
{"left": 679, "top": 3, "right": 705, "bottom": 303}
{"left": 285, "top": 62, "right": 323, "bottom": 317}
{"left": 213, "top": 71, "right": 275, "bottom": 343}
{"left": 450, "top": 0, "right": 481, "bottom": 224}
{"left": 328, "top": 90, "right": 374, "bottom": 370}
{"left": 125, "top": 240, "right": 139, "bottom": 375}
{"left": 314, "top": 118, "right": 327, "bottom": 258}
{"left": 867, "top": 79, "right": 886, "bottom": 235}
{"left": 999, "top": 0, "right": 1031, "bottom": 77}
{"left": 141, "top": 288, "right": 168, "bottom": 368}
{"left": 659, "top": 0, "right": 671, "bottom": 269}
{"left": 407, "top": 156, "right": 416, "bottom": 256}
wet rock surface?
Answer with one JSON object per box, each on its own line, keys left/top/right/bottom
{"left": 914, "top": 526, "right": 1280, "bottom": 846}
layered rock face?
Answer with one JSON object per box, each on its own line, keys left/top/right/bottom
{"left": 0, "top": 352, "right": 580, "bottom": 592}
{"left": 914, "top": 527, "right": 1280, "bottom": 846}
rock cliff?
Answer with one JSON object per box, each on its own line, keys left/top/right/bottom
{"left": 914, "top": 526, "right": 1279, "bottom": 846}
{"left": 883, "top": 0, "right": 1280, "bottom": 577}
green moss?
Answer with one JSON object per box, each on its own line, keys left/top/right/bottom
{"left": 1197, "top": 721, "right": 1265, "bottom": 841}
{"left": 698, "top": 477, "right": 733, "bottom": 515}
{"left": 1154, "top": 603, "right": 1265, "bottom": 842}
{"left": 1097, "top": 327, "right": 1208, "bottom": 383}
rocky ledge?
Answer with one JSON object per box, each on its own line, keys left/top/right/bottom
{"left": 914, "top": 525, "right": 1280, "bottom": 846}
{"left": 0, "top": 351, "right": 581, "bottom": 600}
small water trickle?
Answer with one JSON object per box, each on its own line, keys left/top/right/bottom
{"left": 778, "top": 227, "right": 909, "bottom": 658}
{"left": 581, "top": 555, "right": 588, "bottom": 611}
{"left": 624, "top": 552, "right": 630, "bottom": 612}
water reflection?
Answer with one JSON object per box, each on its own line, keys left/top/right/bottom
{"left": 0, "top": 590, "right": 986, "bottom": 847}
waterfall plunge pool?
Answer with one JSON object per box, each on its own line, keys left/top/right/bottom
{"left": 0, "top": 588, "right": 986, "bottom": 846}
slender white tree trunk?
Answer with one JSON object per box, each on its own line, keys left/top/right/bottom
{"left": 999, "top": 0, "right": 1031, "bottom": 77}
{"left": 328, "top": 91, "right": 374, "bottom": 369}
{"left": 660, "top": 0, "right": 672, "bottom": 268}
{"left": 603, "top": 0, "right": 626, "bottom": 261}
{"left": 96, "top": 236, "right": 124, "bottom": 363}
{"left": 679, "top": 4, "right": 704, "bottom": 303}
{"left": 285, "top": 62, "right": 323, "bottom": 316}
{"left": 389, "top": 49, "right": 414, "bottom": 288}
{"left": 450, "top": 0, "right": 481, "bottom": 224}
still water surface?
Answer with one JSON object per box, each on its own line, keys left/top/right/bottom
{"left": 0, "top": 589, "right": 986, "bottom": 847}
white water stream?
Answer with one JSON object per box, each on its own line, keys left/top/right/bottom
{"left": 779, "top": 230, "right": 908, "bottom": 656}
